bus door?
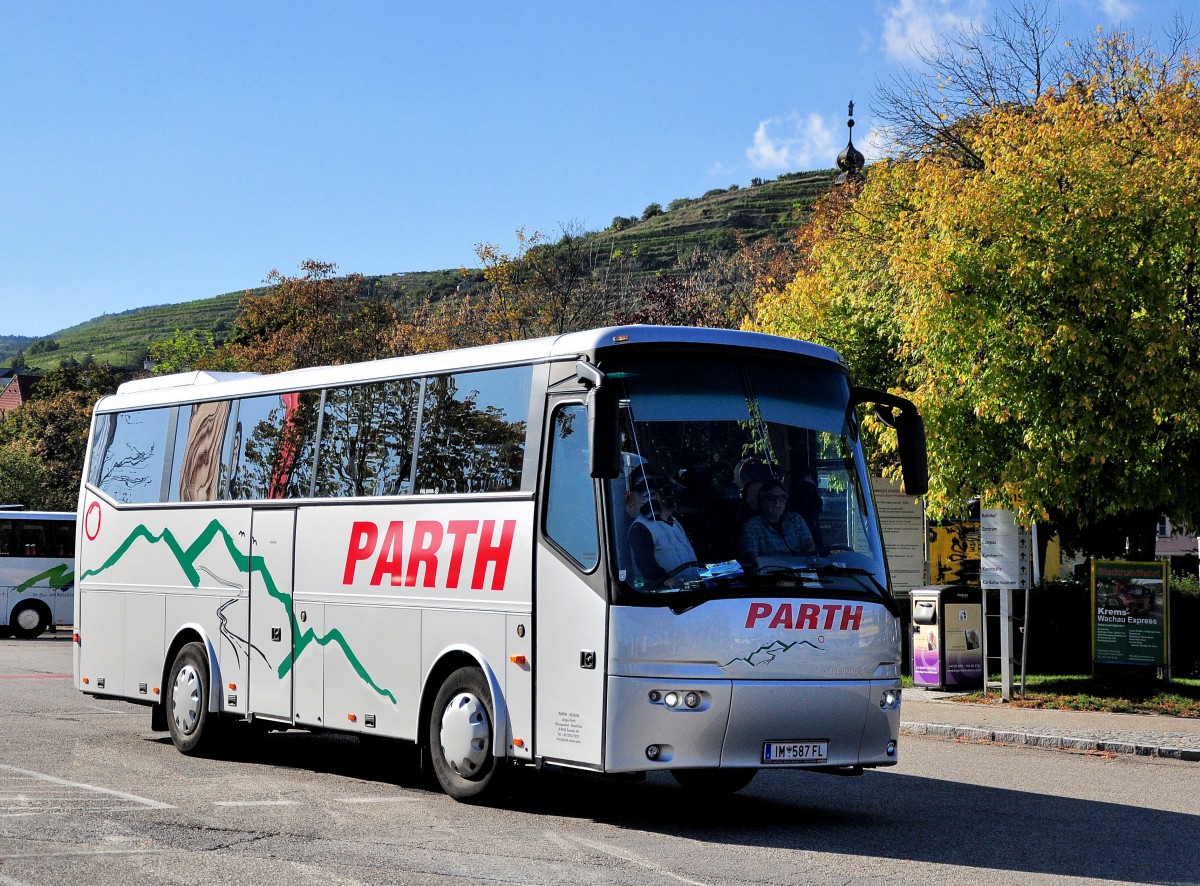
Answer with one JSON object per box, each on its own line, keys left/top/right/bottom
{"left": 247, "top": 508, "right": 297, "bottom": 721}
{"left": 535, "top": 401, "right": 608, "bottom": 768}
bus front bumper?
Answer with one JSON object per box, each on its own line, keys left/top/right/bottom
{"left": 603, "top": 676, "right": 901, "bottom": 773}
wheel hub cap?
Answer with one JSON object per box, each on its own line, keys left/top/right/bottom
{"left": 171, "top": 663, "right": 203, "bottom": 735}
{"left": 439, "top": 691, "right": 490, "bottom": 777}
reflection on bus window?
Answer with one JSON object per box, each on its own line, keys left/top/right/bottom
{"left": 224, "top": 392, "right": 320, "bottom": 500}
{"left": 316, "top": 379, "right": 419, "bottom": 497}
{"left": 416, "top": 367, "right": 531, "bottom": 494}
{"left": 545, "top": 405, "right": 599, "bottom": 569}
{"left": 171, "top": 401, "right": 232, "bottom": 502}
{"left": 89, "top": 408, "right": 172, "bottom": 504}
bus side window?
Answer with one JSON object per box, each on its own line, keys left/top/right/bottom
{"left": 20, "top": 521, "right": 46, "bottom": 558}
{"left": 544, "top": 404, "right": 599, "bottom": 570}
{"left": 226, "top": 392, "right": 320, "bottom": 500}
{"left": 89, "top": 408, "right": 173, "bottom": 503}
{"left": 416, "top": 367, "right": 532, "bottom": 494}
{"left": 53, "top": 522, "right": 76, "bottom": 557}
{"left": 316, "top": 379, "right": 419, "bottom": 497}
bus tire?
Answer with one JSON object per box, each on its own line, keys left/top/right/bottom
{"left": 166, "top": 642, "right": 221, "bottom": 756}
{"left": 428, "top": 667, "right": 506, "bottom": 802}
{"left": 671, "top": 768, "right": 757, "bottom": 794}
{"left": 10, "top": 601, "right": 49, "bottom": 639}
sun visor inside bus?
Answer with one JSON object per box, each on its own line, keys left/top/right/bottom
{"left": 912, "top": 601, "right": 937, "bottom": 626}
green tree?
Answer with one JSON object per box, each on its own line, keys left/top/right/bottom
{"left": 0, "top": 441, "right": 48, "bottom": 508}
{"left": 218, "top": 260, "right": 400, "bottom": 372}
{"left": 0, "top": 391, "right": 99, "bottom": 510}
{"left": 149, "top": 328, "right": 218, "bottom": 375}
{"left": 754, "top": 33, "right": 1200, "bottom": 558}
{"left": 0, "top": 361, "right": 121, "bottom": 510}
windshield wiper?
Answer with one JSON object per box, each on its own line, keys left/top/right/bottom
{"left": 809, "top": 562, "right": 888, "bottom": 596}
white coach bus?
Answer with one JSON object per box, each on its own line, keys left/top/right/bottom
{"left": 74, "top": 325, "right": 926, "bottom": 801}
{"left": 1, "top": 511, "right": 75, "bottom": 639}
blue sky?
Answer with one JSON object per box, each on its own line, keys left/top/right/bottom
{"left": 1, "top": 0, "right": 1188, "bottom": 337}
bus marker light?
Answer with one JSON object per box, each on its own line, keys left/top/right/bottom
{"left": 348, "top": 713, "right": 358, "bottom": 723}
{"left": 647, "top": 690, "right": 662, "bottom": 703}
{"left": 82, "top": 677, "right": 89, "bottom": 685}
{"left": 153, "top": 688, "right": 160, "bottom": 695}
{"left": 229, "top": 683, "right": 237, "bottom": 691}
{"left": 73, "top": 633, "right": 80, "bottom": 645}
{"left": 509, "top": 655, "right": 527, "bottom": 665}
{"left": 513, "top": 738, "right": 525, "bottom": 748}
{"left": 646, "top": 745, "right": 661, "bottom": 760}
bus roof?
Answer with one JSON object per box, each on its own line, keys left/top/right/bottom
{"left": 0, "top": 511, "right": 75, "bottom": 521}
{"left": 101, "top": 325, "right": 844, "bottom": 412}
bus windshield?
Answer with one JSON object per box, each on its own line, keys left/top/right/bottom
{"left": 604, "top": 351, "right": 888, "bottom": 599}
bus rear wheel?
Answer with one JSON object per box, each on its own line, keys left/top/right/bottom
{"left": 428, "top": 667, "right": 505, "bottom": 802}
{"left": 10, "top": 601, "right": 49, "bottom": 639}
{"left": 671, "top": 768, "right": 757, "bottom": 794}
{"left": 166, "top": 642, "right": 221, "bottom": 756}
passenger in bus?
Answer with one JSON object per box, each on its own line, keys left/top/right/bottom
{"left": 739, "top": 479, "right": 816, "bottom": 571}
{"left": 734, "top": 458, "right": 773, "bottom": 522}
{"left": 790, "top": 475, "right": 826, "bottom": 554}
{"left": 627, "top": 475, "right": 700, "bottom": 587}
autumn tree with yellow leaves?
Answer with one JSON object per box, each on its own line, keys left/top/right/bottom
{"left": 754, "top": 33, "right": 1200, "bottom": 558}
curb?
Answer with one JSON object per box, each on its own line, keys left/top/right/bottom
{"left": 900, "top": 721, "right": 1200, "bottom": 762}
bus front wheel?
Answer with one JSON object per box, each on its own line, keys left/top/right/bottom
{"left": 166, "top": 642, "right": 221, "bottom": 756}
{"left": 428, "top": 667, "right": 506, "bottom": 802}
{"left": 10, "top": 601, "right": 49, "bottom": 639}
{"left": 671, "top": 768, "right": 757, "bottom": 794}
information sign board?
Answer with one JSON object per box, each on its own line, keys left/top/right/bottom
{"left": 1092, "top": 560, "right": 1169, "bottom": 667}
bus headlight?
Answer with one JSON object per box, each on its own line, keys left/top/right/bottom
{"left": 664, "top": 691, "right": 680, "bottom": 708}
{"left": 879, "top": 688, "right": 901, "bottom": 711}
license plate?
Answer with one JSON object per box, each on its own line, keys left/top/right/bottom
{"left": 763, "top": 740, "right": 828, "bottom": 764}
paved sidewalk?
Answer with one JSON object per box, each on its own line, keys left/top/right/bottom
{"left": 900, "top": 686, "right": 1200, "bottom": 762}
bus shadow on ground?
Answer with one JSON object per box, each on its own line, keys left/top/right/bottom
{"left": 516, "top": 766, "right": 1197, "bottom": 884}
{"left": 151, "top": 727, "right": 1198, "bottom": 884}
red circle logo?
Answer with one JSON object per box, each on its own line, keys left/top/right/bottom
{"left": 84, "top": 501, "right": 102, "bottom": 541}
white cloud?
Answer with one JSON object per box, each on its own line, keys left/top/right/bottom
{"left": 745, "top": 113, "right": 838, "bottom": 171}
{"left": 880, "top": 0, "right": 986, "bottom": 62}
{"left": 1095, "top": 0, "right": 1136, "bottom": 20}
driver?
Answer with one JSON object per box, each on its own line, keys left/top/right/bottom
{"left": 627, "top": 474, "right": 700, "bottom": 588}
{"left": 739, "top": 479, "right": 816, "bottom": 571}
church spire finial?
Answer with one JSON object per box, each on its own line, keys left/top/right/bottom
{"left": 836, "top": 98, "right": 865, "bottom": 184}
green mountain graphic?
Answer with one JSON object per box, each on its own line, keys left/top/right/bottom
{"left": 81, "top": 519, "right": 396, "bottom": 704}
{"left": 15, "top": 563, "right": 74, "bottom": 594}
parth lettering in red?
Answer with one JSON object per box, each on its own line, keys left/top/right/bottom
{"left": 744, "top": 601, "right": 864, "bottom": 631}
{"left": 343, "top": 520, "right": 517, "bottom": 591}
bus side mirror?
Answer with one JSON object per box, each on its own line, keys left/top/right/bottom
{"left": 893, "top": 407, "right": 928, "bottom": 497}
{"left": 851, "top": 387, "right": 929, "bottom": 497}
{"left": 577, "top": 361, "right": 621, "bottom": 479}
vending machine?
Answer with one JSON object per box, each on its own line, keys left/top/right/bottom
{"left": 910, "top": 585, "right": 984, "bottom": 690}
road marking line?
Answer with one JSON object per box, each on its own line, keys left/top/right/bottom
{"left": 335, "top": 796, "right": 422, "bottom": 804}
{"left": 0, "top": 674, "right": 71, "bottom": 679}
{"left": 546, "top": 830, "right": 712, "bottom": 886}
{"left": 213, "top": 800, "right": 301, "bottom": 806}
{"left": 0, "top": 848, "right": 166, "bottom": 860}
{"left": 0, "top": 765, "right": 173, "bottom": 810}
